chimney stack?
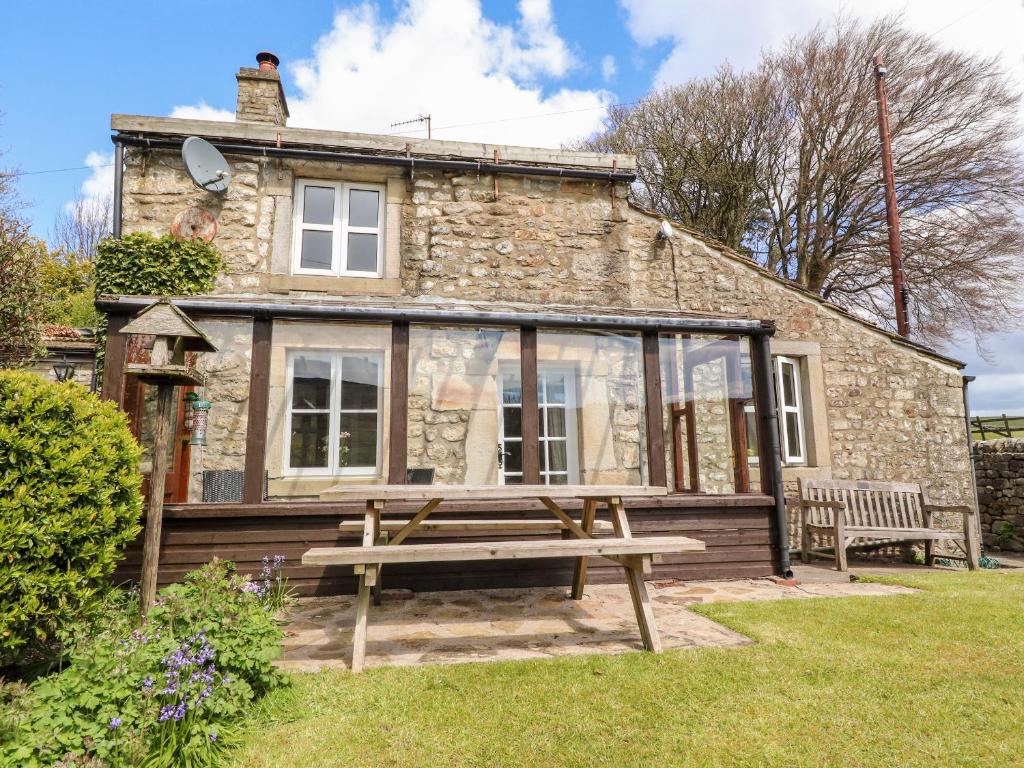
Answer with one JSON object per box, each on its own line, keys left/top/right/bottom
{"left": 235, "top": 51, "right": 289, "bottom": 126}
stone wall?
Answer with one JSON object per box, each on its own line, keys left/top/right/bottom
{"left": 975, "top": 439, "right": 1024, "bottom": 552}
{"left": 119, "top": 151, "right": 973, "bottom": 509}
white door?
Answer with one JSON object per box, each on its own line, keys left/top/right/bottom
{"left": 498, "top": 366, "right": 580, "bottom": 485}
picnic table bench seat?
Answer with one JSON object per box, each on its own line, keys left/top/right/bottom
{"left": 788, "top": 478, "right": 980, "bottom": 572}
{"left": 303, "top": 483, "right": 705, "bottom": 672}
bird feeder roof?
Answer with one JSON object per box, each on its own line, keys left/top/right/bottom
{"left": 119, "top": 298, "right": 218, "bottom": 353}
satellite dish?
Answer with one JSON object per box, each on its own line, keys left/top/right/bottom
{"left": 182, "top": 136, "right": 231, "bottom": 193}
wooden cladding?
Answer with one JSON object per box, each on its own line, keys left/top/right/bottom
{"left": 100, "top": 313, "right": 129, "bottom": 405}
{"left": 519, "top": 326, "right": 541, "bottom": 484}
{"left": 642, "top": 330, "right": 667, "bottom": 487}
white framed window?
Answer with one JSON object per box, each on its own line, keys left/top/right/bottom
{"left": 774, "top": 355, "right": 807, "bottom": 465}
{"left": 284, "top": 349, "right": 384, "bottom": 477}
{"left": 292, "top": 179, "right": 385, "bottom": 277}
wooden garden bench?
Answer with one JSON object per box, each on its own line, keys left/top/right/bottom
{"left": 304, "top": 484, "right": 705, "bottom": 672}
{"left": 789, "top": 478, "right": 980, "bottom": 572}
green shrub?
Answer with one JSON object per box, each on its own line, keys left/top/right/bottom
{"left": 0, "top": 371, "right": 143, "bottom": 668}
{"left": 1, "top": 559, "right": 287, "bottom": 767}
{"left": 95, "top": 232, "right": 224, "bottom": 298}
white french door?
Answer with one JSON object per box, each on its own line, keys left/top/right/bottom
{"left": 497, "top": 366, "right": 580, "bottom": 485}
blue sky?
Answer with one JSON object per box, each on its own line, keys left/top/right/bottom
{"left": 2, "top": 0, "right": 1022, "bottom": 412}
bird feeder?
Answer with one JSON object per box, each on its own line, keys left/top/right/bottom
{"left": 120, "top": 298, "right": 217, "bottom": 615}
{"left": 188, "top": 397, "right": 213, "bottom": 446}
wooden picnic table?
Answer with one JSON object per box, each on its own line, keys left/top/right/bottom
{"left": 304, "top": 484, "right": 705, "bottom": 672}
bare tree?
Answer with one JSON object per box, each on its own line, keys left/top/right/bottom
{"left": 583, "top": 15, "right": 1024, "bottom": 345}
{"left": 52, "top": 194, "right": 112, "bottom": 261}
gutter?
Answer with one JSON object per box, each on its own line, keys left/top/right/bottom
{"left": 96, "top": 295, "right": 775, "bottom": 336}
{"left": 112, "top": 134, "right": 638, "bottom": 184}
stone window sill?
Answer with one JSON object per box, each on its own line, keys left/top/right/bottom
{"left": 268, "top": 273, "right": 401, "bottom": 296}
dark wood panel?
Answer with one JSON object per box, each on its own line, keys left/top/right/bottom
{"left": 100, "top": 314, "right": 129, "bottom": 405}
{"left": 520, "top": 326, "right": 540, "bottom": 483}
{"left": 387, "top": 322, "right": 410, "bottom": 484}
{"left": 642, "top": 330, "right": 667, "bottom": 487}
{"left": 243, "top": 317, "right": 273, "bottom": 504}
{"left": 113, "top": 501, "right": 775, "bottom": 594}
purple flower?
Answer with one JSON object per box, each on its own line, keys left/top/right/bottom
{"left": 209, "top": 731, "right": 218, "bottom": 743}
{"left": 109, "top": 717, "right": 122, "bottom": 730}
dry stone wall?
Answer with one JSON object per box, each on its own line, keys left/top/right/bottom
{"left": 119, "top": 151, "right": 973, "bottom": 507}
{"left": 975, "top": 439, "right": 1024, "bottom": 552}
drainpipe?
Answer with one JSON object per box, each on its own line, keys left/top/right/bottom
{"left": 112, "top": 140, "right": 124, "bottom": 239}
{"left": 751, "top": 332, "right": 792, "bottom": 578}
{"left": 962, "top": 375, "right": 984, "bottom": 558}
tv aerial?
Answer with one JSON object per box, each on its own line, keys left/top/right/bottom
{"left": 182, "top": 136, "right": 231, "bottom": 193}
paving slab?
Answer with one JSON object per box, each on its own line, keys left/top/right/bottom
{"left": 276, "top": 577, "right": 914, "bottom": 673}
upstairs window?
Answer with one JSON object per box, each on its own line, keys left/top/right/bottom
{"left": 292, "top": 180, "right": 384, "bottom": 277}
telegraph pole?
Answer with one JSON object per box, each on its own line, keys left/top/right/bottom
{"left": 873, "top": 55, "right": 910, "bottom": 337}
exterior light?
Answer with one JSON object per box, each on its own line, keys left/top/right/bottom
{"left": 53, "top": 355, "right": 76, "bottom": 383}
{"left": 657, "top": 220, "right": 674, "bottom": 240}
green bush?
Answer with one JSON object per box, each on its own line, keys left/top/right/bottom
{"left": 95, "top": 232, "right": 224, "bottom": 298}
{"left": 1, "top": 559, "right": 288, "bottom": 767}
{"left": 0, "top": 371, "right": 143, "bottom": 667}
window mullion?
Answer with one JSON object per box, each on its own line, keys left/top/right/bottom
{"left": 337, "top": 181, "right": 348, "bottom": 275}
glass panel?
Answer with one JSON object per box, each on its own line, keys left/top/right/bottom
{"left": 407, "top": 326, "right": 522, "bottom": 485}
{"left": 503, "top": 406, "right": 522, "bottom": 438}
{"left": 346, "top": 232, "right": 378, "bottom": 272}
{"left": 302, "top": 185, "right": 335, "bottom": 225}
{"left": 290, "top": 413, "right": 329, "bottom": 468}
{"left": 292, "top": 355, "right": 331, "bottom": 409}
{"left": 349, "top": 188, "right": 379, "bottom": 228}
{"left": 548, "top": 440, "right": 568, "bottom": 472}
{"left": 659, "top": 334, "right": 756, "bottom": 494}
{"left": 502, "top": 372, "right": 522, "bottom": 405}
{"left": 504, "top": 441, "right": 522, "bottom": 473}
{"left": 539, "top": 443, "right": 548, "bottom": 472}
{"left": 504, "top": 474, "right": 523, "bottom": 485}
{"left": 300, "top": 230, "right": 333, "bottom": 270}
{"left": 537, "top": 331, "right": 646, "bottom": 486}
{"left": 340, "top": 356, "right": 380, "bottom": 410}
{"left": 780, "top": 361, "right": 797, "bottom": 408}
{"left": 339, "top": 411, "right": 378, "bottom": 468}
{"left": 548, "top": 473, "right": 568, "bottom": 486}
{"left": 546, "top": 407, "right": 566, "bottom": 438}
{"left": 785, "top": 412, "right": 802, "bottom": 461}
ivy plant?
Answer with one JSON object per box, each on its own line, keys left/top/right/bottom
{"left": 95, "top": 232, "right": 224, "bottom": 298}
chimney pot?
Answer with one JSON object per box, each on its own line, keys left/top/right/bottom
{"left": 256, "top": 51, "right": 280, "bottom": 71}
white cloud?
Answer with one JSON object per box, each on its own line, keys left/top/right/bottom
{"left": 282, "top": 0, "right": 611, "bottom": 146}
{"left": 601, "top": 54, "right": 617, "bottom": 82}
{"left": 169, "top": 101, "right": 234, "bottom": 122}
{"left": 79, "top": 151, "right": 113, "bottom": 204}
{"left": 620, "top": 0, "right": 1024, "bottom": 95}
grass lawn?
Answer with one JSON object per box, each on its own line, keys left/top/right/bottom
{"left": 228, "top": 572, "right": 1024, "bottom": 767}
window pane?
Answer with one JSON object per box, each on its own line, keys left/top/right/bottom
{"left": 303, "top": 185, "right": 335, "bottom": 226}
{"left": 349, "top": 189, "right": 379, "bottom": 228}
{"left": 504, "top": 440, "right": 522, "bottom": 473}
{"left": 407, "top": 325, "right": 522, "bottom": 485}
{"left": 503, "top": 406, "right": 522, "bottom": 438}
{"left": 300, "top": 230, "right": 333, "bottom": 270}
{"left": 659, "top": 334, "right": 756, "bottom": 494}
{"left": 340, "top": 356, "right": 379, "bottom": 410}
{"left": 537, "top": 331, "right": 646, "bottom": 486}
{"left": 292, "top": 355, "right": 331, "bottom": 409}
{"left": 546, "top": 407, "right": 566, "bottom": 438}
{"left": 548, "top": 440, "right": 568, "bottom": 472}
{"left": 785, "top": 412, "right": 802, "bottom": 460}
{"left": 504, "top": 474, "right": 523, "bottom": 485}
{"left": 346, "top": 232, "right": 378, "bottom": 272}
{"left": 290, "top": 413, "right": 329, "bottom": 468}
{"left": 548, "top": 473, "right": 568, "bottom": 486}
{"left": 539, "top": 443, "right": 548, "bottom": 472}
{"left": 780, "top": 361, "right": 797, "bottom": 408}
{"left": 339, "top": 411, "right": 378, "bottom": 468}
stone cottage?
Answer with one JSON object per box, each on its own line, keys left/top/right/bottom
{"left": 101, "top": 53, "right": 977, "bottom": 595}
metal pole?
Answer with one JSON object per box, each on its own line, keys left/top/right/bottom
{"left": 139, "top": 383, "right": 174, "bottom": 616}
{"left": 873, "top": 55, "right": 910, "bottom": 337}
{"left": 751, "top": 333, "right": 792, "bottom": 578}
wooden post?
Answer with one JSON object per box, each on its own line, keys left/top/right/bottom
{"left": 642, "top": 331, "right": 667, "bottom": 488}
{"left": 243, "top": 318, "right": 272, "bottom": 504}
{"left": 520, "top": 326, "right": 541, "bottom": 484}
{"left": 387, "top": 323, "right": 410, "bottom": 484}
{"left": 100, "top": 314, "right": 129, "bottom": 405}
{"left": 139, "top": 383, "right": 175, "bottom": 615}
